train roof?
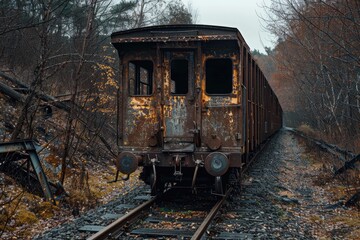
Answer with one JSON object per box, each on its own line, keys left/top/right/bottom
{"left": 111, "top": 24, "right": 249, "bottom": 49}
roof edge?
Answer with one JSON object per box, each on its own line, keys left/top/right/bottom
{"left": 111, "top": 24, "right": 239, "bottom": 38}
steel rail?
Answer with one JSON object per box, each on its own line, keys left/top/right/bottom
{"left": 87, "top": 194, "right": 159, "bottom": 240}
{"left": 191, "top": 187, "right": 232, "bottom": 240}
{"left": 287, "top": 128, "right": 355, "bottom": 160}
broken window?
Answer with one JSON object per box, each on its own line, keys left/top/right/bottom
{"left": 129, "top": 60, "right": 153, "bottom": 96}
{"left": 206, "top": 58, "right": 232, "bottom": 94}
{"left": 170, "top": 59, "right": 188, "bottom": 94}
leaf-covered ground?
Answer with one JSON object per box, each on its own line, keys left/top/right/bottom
{"left": 273, "top": 132, "right": 360, "bottom": 239}
{"left": 0, "top": 164, "right": 142, "bottom": 239}
{"left": 1, "top": 89, "right": 359, "bottom": 239}
{"left": 0, "top": 91, "right": 144, "bottom": 239}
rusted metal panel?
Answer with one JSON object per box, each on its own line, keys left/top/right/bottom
{"left": 119, "top": 49, "right": 158, "bottom": 148}
{"left": 200, "top": 45, "right": 241, "bottom": 150}
{"left": 123, "top": 97, "right": 158, "bottom": 147}
{"left": 201, "top": 101, "right": 239, "bottom": 148}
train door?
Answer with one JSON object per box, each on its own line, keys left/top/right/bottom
{"left": 162, "top": 51, "right": 195, "bottom": 151}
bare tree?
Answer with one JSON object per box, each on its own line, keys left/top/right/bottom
{"left": 265, "top": 0, "right": 360, "bottom": 146}
{"left": 158, "top": 0, "right": 194, "bottom": 24}
{"left": 10, "top": 1, "right": 56, "bottom": 141}
{"left": 60, "top": 0, "right": 98, "bottom": 184}
{"left": 1, "top": 0, "right": 197, "bottom": 189}
{"left": 130, "top": 0, "right": 194, "bottom": 27}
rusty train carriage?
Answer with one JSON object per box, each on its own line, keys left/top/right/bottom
{"left": 111, "top": 25, "right": 282, "bottom": 195}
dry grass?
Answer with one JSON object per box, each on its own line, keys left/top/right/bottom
{"left": 303, "top": 140, "right": 360, "bottom": 207}
{"left": 0, "top": 164, "right": 143, "bottom": 239}
{"left": 297, "top": 123, "right": 360, "bottom": 154}
{"left": 296, "top": 128, "right": 360, "bottom": 202}
{"left": 297, "top": 124, "right": 318, "bottom": 139}
{"left": 292, "top": 134, "right": 360, "bottom": 239}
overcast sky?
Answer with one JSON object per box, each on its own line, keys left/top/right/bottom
{"left": 183, "top": 0, "right": 275, "bottom": 53}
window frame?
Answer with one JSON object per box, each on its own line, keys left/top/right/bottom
{"left": 205, "top": 57, "right": 234, "bottom": 96}
{"left": 128, "top": 60, "right": 154, "bottom": 97}
{"left": 170, "top": 58, "right": 189, "bottom": 96}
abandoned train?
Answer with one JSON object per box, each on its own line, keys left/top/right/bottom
{"left": 111, "top": 25, "right": 282, "bottom": 195}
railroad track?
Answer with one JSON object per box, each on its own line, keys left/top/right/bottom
{"left": 87, "top": 193, "right": 159, "bottom": 239}
{"left": 287, "top": 127, "right": 360, "bottom": 175}
{"left": 286, "top": 127, "right": 355, "bottom": 160}
{"left": 35, "top": 131, "right": 284, "bottom": 240}
{"left": 78, "top": 134, "right": 274, "bottom": 240}
{"left": 35, "top": 131, "right": 318, "bottom": 239}
{"left": 87, "top": 187, "right": 232, "bottom": 240}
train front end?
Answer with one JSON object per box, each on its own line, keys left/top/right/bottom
{"left": 111, "top": 25, "right": 248, "bottom": 195}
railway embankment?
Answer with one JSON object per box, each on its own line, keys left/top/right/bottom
{"left": 213, "top": 129, "right": 359, "bottom": 239}
{"left": 5, "top": 129, "right": 359, "bottom": 239}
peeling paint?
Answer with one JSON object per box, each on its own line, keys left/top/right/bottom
{"left": 164, "top": 98, "right": 188, "bottom": 136}
{"left": 124, "top": 97, "right": 157, "bottom": 147}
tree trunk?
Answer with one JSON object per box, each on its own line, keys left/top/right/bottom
{"left": 60, "top": 0, "right": 98, "bottom": 184}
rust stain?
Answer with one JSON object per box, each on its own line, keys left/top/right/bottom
{"left": 164, "top": 97, "right": 187, "bottom": 137}
{"left": 124, "top": 97, "right": 157, "bottom": 146}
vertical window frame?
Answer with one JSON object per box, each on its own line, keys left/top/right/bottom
{"left": 128, "top": 60, "right": 154, "bottom": 97}
{"left": 170, "top": 58, "right": 189, "bottom": 95}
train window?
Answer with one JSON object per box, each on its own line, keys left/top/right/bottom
{"left": 206, "top": 58, "right": 232, "bottom": 94}
{"left": 171, "top": 59, "right": 188, "bottom": 94}
{"left": 129, "top": 60, "right": 153, "bottom": 96}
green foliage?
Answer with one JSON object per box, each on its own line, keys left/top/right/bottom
{"left": 164, "top": 0, "right": 193, "bottom": 24}
{"left": 104, "top": 0, "right": 137, "bottom": 33}
{"left": 251, "top": 49, "right": 265, "bottom": 56}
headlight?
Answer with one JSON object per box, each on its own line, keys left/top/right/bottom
{"left": 115, "top": 152, "right": 139, "bottom": 174}
{"left": 204, "top": 152, "right": 229, "bottom": 176}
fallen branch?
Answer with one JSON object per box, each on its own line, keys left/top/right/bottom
{"left": 345, "top": 191, "right": 360, "bottom": 207}
{"left": 0, "top": 81, "right": 25, "bottom": 102}
{"left": 0, "top": 70, "right": 71, "bottom": 111}
{"left": 0, "top": 70, "right": 117, "bottom": 158}
{"left": 0, "top": 70, "right": 28, "bottom": 88}
{"left": 334, "top": 154, "right": 360, "bottom": 175}
{"left": 286, "top": 128, "right": 354, "bottom": 159}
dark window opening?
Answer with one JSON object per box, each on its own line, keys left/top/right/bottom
{"left": 129, "top": 60, "right": 153, "bottom": 96}
{"left": 206, "top": 58, "right": 232, "bottom": 94}
{"left": 171, "top": 59, "right": 188, "bottom": 94}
